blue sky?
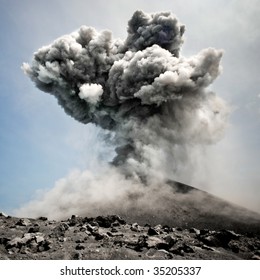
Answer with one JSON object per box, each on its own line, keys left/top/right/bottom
{"left": 0, "top": 0, "right": 260, "bottom": 214}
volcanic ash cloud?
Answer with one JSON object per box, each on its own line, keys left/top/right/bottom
{"left": 20, "top": 11, "right": 229, "bottom": 219}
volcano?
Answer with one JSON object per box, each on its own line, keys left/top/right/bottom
{"left": 14, "top": 10, "right": 260, "bottom": 260}
{"left": 1, "top": 182, "right": 259, "bottom": 260}
{"left": 117, "top": 180, "right": 260, "bottom": 235}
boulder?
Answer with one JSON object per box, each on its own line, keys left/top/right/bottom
{"left": 38, "top": 217, "right": 48, "bottom": 221}
{"left": 0, "top": 212, "right": 8, "bottom": 218}
{"left": 189, "top": 228, "right": 200, "bottom": 235}
{"left": 135, "top": 235, "right": 148, "bottom": 251}
{"left": 94, "top": 215, "right": 126, "bottom": 228}
{"left": 6, "top": 237, "right": 23, "bottom": 249}
{"left": 93, "top": 232, "right": 109, "bottom": 241}
{"left": 148, "top": 227, "right": 159, "bottom": 236}
{"left": 86, "top": 223, "right": 99, "bottom": 233}
{"left": 198, "top": 229, "right": 240, "bottom": 248}
{"left": 164, "top": 235, "right": 177, "bottom": 247}
{"left": 35, "top": 234, "right": 45, "bottom": 244}
{"left": 111, "top": 227, "right": 118, "bottom": 233}
{"left": 75, "top": 244, "right": 85, "bottom": 250}
{"left": 110, "top": 215, "right": 126, "bottom": 225}
{"left": 38, "top": 239, "right": 52, "bottom": 251}
{"left": 156, "top": 242, "right": 170, "bottom": 251}
{"left": 162, "top": 225, "right": 172, "bottom": 233}
{"left": 94, "top": 216, "right": 112, "bottom": 228}
{"left": 52, "top": 222, "right": 70, "bottom": 237}
{"left": 22, "top": 233, "right": 35, "bottom": 243}
{"left": 28, "top": 225, "right": 40, "bottom": 233}
{"left": 146, "top": 248, "right": 172, "bottom": 259}
{"left": 130, "top": 223, "right": 141, "bottom": 232}
{"left": 16, "top": 218, "right": 31, "bottom": 227}
{"left": 169, "top": 243, "right": 194, "bottom": 255}
{"left": 68, "top": 215, "right": 82, "bottom": 226}
{"left": 0, "top": 237, "right": 10, "bottom": 245}
{"left": 147, "top": 236, "right": 165, "bottom": 248}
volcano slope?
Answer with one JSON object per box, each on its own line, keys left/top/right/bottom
{"left": 1, "top": 182, "right": 260, "bottom": 260}
{"left": 118, "top": 180, "right": 260, "bottom": 234}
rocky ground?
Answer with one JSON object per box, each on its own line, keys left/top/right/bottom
{"left": 1, "top": 212, "right": 260, "bottom": 260}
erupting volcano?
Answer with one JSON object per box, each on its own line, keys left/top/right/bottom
{"left": 18, "top": 10, "right": 259, "bottom": 237}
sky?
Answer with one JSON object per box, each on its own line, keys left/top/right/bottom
{"left": 0, "top": 0, "right": 259, "bottom": 215}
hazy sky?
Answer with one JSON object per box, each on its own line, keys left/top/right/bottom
{"left": 0, "top": 0, "right": 259, "bottom": 214}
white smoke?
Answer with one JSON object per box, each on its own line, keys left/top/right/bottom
{"left": 18, "top": 10, "right": 230, "bottom": 220}
{"left": 79, "top": 83, "right": 103, "bottom": 105}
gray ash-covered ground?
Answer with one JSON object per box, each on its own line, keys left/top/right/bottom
{"left": 1, "top": 213, "right": 259, "bottom": 260}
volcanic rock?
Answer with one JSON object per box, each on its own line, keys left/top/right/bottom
{"left": 75, "top": 244, "right": 85, "bottom": 250}
{"left": 148, "top": 227, "right": 160, "bottom": 236}
{"left": 38, "top": 217, "right": 48, "bottom": 221}
{"left": 16, "top": 218, "right": 31, "bottom": 227}
{"left": 28, "top": 225, "right": 40, "bottom": 233}
{"left": 0, "top": 212, "right": 8, "bottom": 218}
{"left": 130, "top": 223, "right": 141, "bottom": 232}
{"left": 198, "top": 229, "right": 240, "bottom": 248}
{"left": 164, "top": 235, "right": 177, "bottom": 247}
{"left": 94, "top": 215, "right": 126, "bottom": 228}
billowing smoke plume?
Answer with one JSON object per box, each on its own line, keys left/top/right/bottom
{"left": 20, "top": 11, "right": 229, "bottom": 220}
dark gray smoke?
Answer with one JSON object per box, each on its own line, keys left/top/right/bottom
{"left": 23, "top": 11, "right": 227, "bottom": 176}
{"left": 20, "top": 11, "right": 229, "bottom": 219}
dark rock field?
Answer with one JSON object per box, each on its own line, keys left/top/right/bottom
{"left": 1, "top": 212, "right": 259, "bottom": 260}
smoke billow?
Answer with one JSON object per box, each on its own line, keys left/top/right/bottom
{"left": 19, "top": 11, "right": 229, "bottom": 220}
